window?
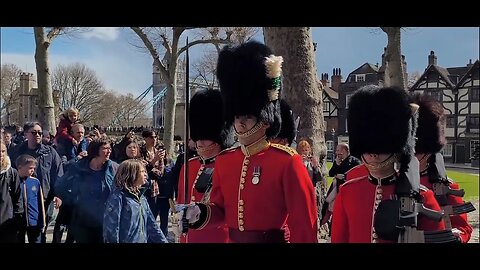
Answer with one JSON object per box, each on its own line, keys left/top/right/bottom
{"left": 427, "top": 90, "right": 443, "bottom": 102}
{"left": 442, "top": 144, "right": 453, "bottom": 157}
{"left": 468, "top": 116, "right": 479, "bottom": 131}
{"left": 446, "top": 116, "right": 455, "bottom": 128}
{"left": 471, "top": 87, "right": 479, "bottom": 101}
{"left": 345, "top": 94, "right": 352, "bottom": 109}
{"left": 471, "top": 140, "right": 479, "bottom": 159}
{"left": 324, "top": 101, "right": 330, "bottom": 112}
{"left": 20, "top": 103, "right": 23, "bottom": 108}
{"left": 326, "top": 140, "right": 334, "bottom": 151}
{"left": 356, "top": 74, "right": 365, "bottom": 82}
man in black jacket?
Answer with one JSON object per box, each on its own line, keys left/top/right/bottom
{"left": 321, "top": 143, "right": 361, "bottom": 229}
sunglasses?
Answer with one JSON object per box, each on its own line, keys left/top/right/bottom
{"left": 30, "top": 131, "right": 43, "bottom": 136}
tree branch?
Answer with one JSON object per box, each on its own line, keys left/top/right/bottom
{"left": 178, "top": 38, "right": 231, "bottom": 56}
{"left": 131, "top": 27, "right": 168, "bottom": 78}
{"left": 46, "top": 27, "right": 63, "bottom": 43}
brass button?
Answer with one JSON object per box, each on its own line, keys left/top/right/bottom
{"left": 376, "top": 188, "right": 383, "bottom": 194}
{"left": 239, "top": 226, "right": 245, "bottom": 231}
{"left": 239, "top": 206, "right": 244, "bottom": 212}
{"left": 240, "top": 184, "right": 244, "bottom": 190}
{"left": 239, "top": 200, "right": 244, "bottom": 206}
{"left": 372, "top": 232, "right": 378, "bottom": 239}
{"left": 239, "top": 219, "right": 244, "bottom": 225}
{"left": 241, "top": 172, "right": 247, "bottom": 177}
{"left": 240, "top": 177, "right": 245, "bottom": 183}
{"left": 242, "top": 166, "right": 248, "bottom": 171}
{"left": 244, "top": 160, "right": 250, "bottom": 165}
{"left": 376, "top": 194, "right": 382, "bottom": 200}
{"left": 372, "top": 239, "right": 377, "bottom": 243}
{"left": 239, "top": 213, "right": 244, "bottom": 218}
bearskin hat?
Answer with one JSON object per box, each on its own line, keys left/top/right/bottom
{"left": 410, "top": 93, "right": 446, "bottom": 154}
{"left": 348, "top": 85, "right": 417, "bottom": 169}
{"left": 277, "top": 99, "right": 295, "bottom": 146}
{"left": 189, "top": 88, "right": 232, "bottom": 149}
{"left": 216, "top": 41, "right": 283, "bottom": 138}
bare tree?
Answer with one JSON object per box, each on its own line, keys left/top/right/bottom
{"left": 191, "top": 27, "right": 259, "bottom": 89}
{"left": 192, "top": 50, "right": 218, "bottom": 88}
{"left": 264, "top": 27, "right": 328, "bottom": 238}
{"left": 52, "top": 63, "right": 106, "bottom": 123}
{"left": 33, "top": 27, "right": 92, "bottom": 133}
{"left": 109, "top": 93, "right": 148, "bottom": 127}
{"left": 0, "top": 63, "right": 22, "bottom": 125}
{"left": 130, "top": 27, "right": 234, "bottom": 157}
{"left": 381, "top": 27, "right": 406, "bottom": 89}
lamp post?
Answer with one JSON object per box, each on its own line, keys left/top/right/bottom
{"left": 330, "top": 128, "right": 336, "bottom": 162}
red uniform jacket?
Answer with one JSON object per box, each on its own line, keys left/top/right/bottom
{"left": 196, "top": 143, "right": 318, "bottom": 243}
{"left": 177, "top": 156, "right": 229, "bottom": 243}
{"left": 332, "top": 166, "right": 445, "bottom": 243}
{"left": 345, "top": 164, "right": 369, "bottom": 181}
{"left": 420, "top": 175, "right": 473, "bottom": 243}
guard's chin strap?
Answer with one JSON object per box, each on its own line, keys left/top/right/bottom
{"left": 235, "top": 121, "right": 265, "bottom": 145}
{"left": 362, "top": 153, "right": 398, "bottom": 173}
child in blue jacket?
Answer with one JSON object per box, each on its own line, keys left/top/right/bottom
{"left": 16, "top": 154, "right": 46, "bottom": 243}
{"left": 103, "top": 159, "right": 167, "bottom": 243}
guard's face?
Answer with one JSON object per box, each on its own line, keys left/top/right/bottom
{"left": 234, "top": 115, "right": 257, "bottom": 134}
{"left": 195, "top": 140, "right": 216, "bottom": 148}
{"left": 362, "top": 153, "right": 391, "bottom": 165}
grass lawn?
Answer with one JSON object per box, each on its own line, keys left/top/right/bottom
{"left": 324, "top": 162, "right": 479, "bottom": 201}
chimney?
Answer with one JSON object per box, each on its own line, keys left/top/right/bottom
{"left": 428, "top": 51, "right": 437, "bottom": 66}
{"left": 467, "top": 59, "right": 473, "bottom": 67}
{"left": 331, "top": 68, "right": 342, "bottom": 91}
{"left": 320, "top": 73, "right": 329, "bottom": 88}
{"left": 381, "top": 47, "right": 387, "bottom": 67}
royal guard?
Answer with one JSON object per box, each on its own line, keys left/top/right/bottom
{"left": 412, "top": 93, "right": 475, "bottom": 243}
{"left": 179, "top": 41, "right": 318, "bottom": 243}
{"left": 331, "top": 85, "right": 450, "bottom": 243}
{"left": 176, "top": 88, "right": 232, "bottom": 243}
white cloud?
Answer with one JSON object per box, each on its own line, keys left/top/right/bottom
{"left": 81, "top": 27, "right": 120, "bottom": 41}
{"left": 1, "top": 52, "right": 152, "bottom": 97}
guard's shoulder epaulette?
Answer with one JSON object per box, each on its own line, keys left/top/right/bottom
{"left": 270, "top": 143, "right": 297, "bottom": 156}
{"left": 188, "top": 156, "right": 200, "bottom": 162}
{"left": 218, "top": 145, "right": 240, "bottom": 156}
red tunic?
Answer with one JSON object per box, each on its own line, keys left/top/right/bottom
{"left": 332, "top": 167, "right": 446, "bottom": 243}
{"left": 345, "top": 164, "right": 369, "bottom": 181}
{"left": 197, "top": 143, "right": 318, "bottom": 243}
{"left": 420, "top": 175, "right": 473, "bottom": 243}
{"left": 177, "top": 157, "right": 229, "bottom": 243}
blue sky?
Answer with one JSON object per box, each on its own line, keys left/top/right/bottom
{"left": 1, "top": 27, "right": 479, "bottom": 101}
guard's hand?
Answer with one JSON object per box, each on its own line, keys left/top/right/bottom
{"left": 451, "top": 228, "right": 464, "bottom": 243}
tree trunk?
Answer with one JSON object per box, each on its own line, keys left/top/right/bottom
{"left": 264, "top": 27, "right": 328, "bottom": 240}
{"left": 163, "top": 73, "right": 177, "bottom": 159}
{"left": 34, "top": 27, "right": 57, "bottom": 134}
{"left": 381, "top": 27, "right": 406, "bottom": 89}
